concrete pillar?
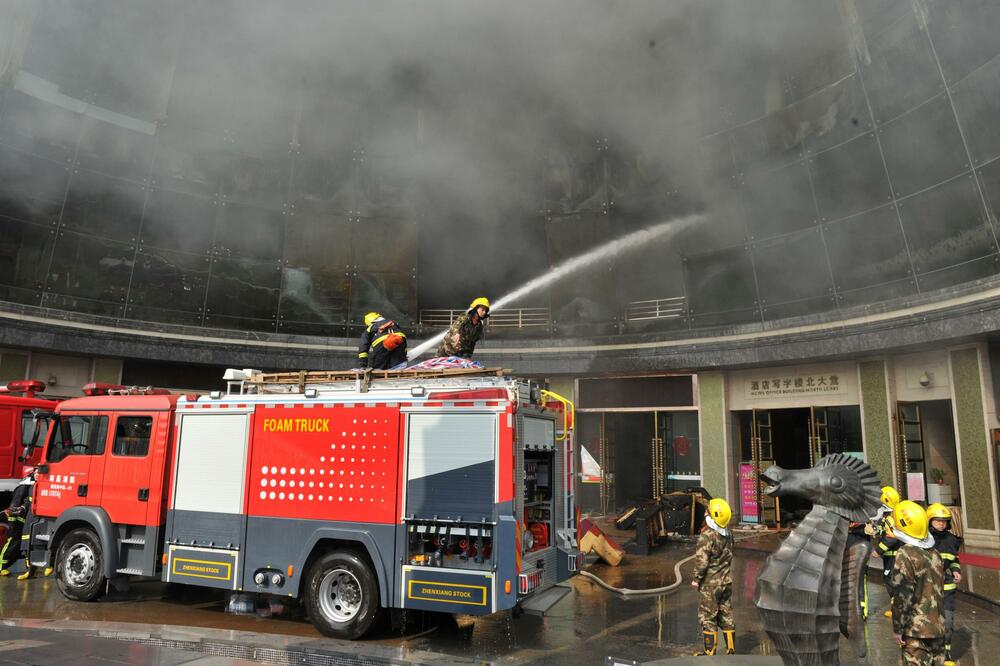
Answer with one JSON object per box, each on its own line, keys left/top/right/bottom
{"left": 948, "top": 346, "right": 999, "bottom": 541}
{"left": 92, "top": 358, "right": 123, "bottom": 385}
{"left": 859, "top": 360, "right": 896, "bottom": 488}
{"left": 0, "top": 349, "right": 29, "bottom": 383}
{"left": 698, "top": 372, "right": 729, "bottom": 501}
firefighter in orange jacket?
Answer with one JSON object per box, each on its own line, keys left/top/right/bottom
{"left": 357, "top": 312, "right": 407, "bottom": 370}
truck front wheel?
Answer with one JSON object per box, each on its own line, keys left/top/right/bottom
{"left": 55, "top": 528, "right": 106, "bottom": 602}
{"left": 305, "top": 550, "right": 381, "bottom": 639}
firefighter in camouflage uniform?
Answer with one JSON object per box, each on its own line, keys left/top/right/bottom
{"left": 927, "top": 503, "right": 962, "bottom": 666}
{"left": 436, "top": 297, "right": 489, "bottom": 358}
{"left": 891, "top": 500, "right": 946, "bottom": 666}
{"left": 691, "top": 497, "right": 735, "bottom": 656}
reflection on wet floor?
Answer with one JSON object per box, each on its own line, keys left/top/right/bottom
{"left": 3, "top": 538, "right": 1000, "bottom": 665}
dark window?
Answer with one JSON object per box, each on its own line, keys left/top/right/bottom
{"left": 20, "top": 411, "right": 33, "bottom": 447}
{"left": 47, "top": 415, "right": 108, "bottom": 463}
{"left": 578, "top": 376, "right": 694, "bottom": 409}
{"left": 113, "top": 416, "right": 152, "bottom": 457}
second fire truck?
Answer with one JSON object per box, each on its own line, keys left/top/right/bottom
{"left": 21, "top": 368, "right": 579, "bottom": 638}
{"left": 0, "top": 380, "right": 55, "bottom": 505}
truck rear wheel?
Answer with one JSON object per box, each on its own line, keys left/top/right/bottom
{"left": 305, "top": 550, "right": 381, "bottom": 639}
{"left": 55, "top": 528, "right": 106, "bottom": 602}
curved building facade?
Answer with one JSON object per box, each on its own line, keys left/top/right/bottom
{"left": 0, "top": 0, "right": 999, "bottom": 351}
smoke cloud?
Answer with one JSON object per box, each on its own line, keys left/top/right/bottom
{"left": 0, "top": 0, "right": 897, "bottom": 331}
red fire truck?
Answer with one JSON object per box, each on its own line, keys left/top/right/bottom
{"left": 0, "top": 380, "right": 56, "bottom": 505}
{"left": 22, "top": 368, "right": 579, "bottom": 638}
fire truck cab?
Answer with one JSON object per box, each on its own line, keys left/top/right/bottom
{"left": 24, "top": 370, "right": 579, "bottom": 639}
{"left": 0, "top": 380, "right": 56, "bottom": 505}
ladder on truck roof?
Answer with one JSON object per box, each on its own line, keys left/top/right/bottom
{"left": 235, "top": 367, "right": 514, "bottom": 395}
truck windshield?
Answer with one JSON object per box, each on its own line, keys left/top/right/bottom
{"left": 46, "top": 415, "right": 108, "bottom": 463}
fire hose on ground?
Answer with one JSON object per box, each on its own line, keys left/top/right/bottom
{"left": 576, "top": 530, "right": 774, "bottom": 596}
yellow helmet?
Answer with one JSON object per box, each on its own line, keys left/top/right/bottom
{"left": 364, "top": 312, "right": 381, "bottom": 327}
{"left": 708, "top": 498, "right": 732, "bottom": 529}
{"left": 894, "top": 500, "right": 929, "bottom": 541}
{"left": 880, "top": 486, "right": 900, "bottom": 508}
{"left": 926, "top": 503, "right": 952, "bottom": 521}
{"left": 469, "top": 297, "right": 491, "bottom": 312}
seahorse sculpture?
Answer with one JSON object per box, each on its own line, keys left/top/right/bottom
{"left": 754, "top": 453, "right": 882, "bottom": 666}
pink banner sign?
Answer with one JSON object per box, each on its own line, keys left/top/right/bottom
{"left": 740, "top": 463, "right": 758, "bottom": 521}
{"left": 907, "top": 472, "right": 926, "bottom": 502}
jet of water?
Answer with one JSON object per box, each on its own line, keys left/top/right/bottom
{"left": 407, "top": 213, "right": 703, "bottom": 360}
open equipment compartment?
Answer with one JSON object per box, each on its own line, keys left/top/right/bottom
{"left": 523, "top": 449, "right": 553, "bottom": 552}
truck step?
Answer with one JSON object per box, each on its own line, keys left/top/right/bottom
{"left": 35, "top": 533, "right": 50, "bottom": 542}
{"left": 120, "top": 537, "right": 146, "bottom": 545}
{"left": 116, "top": 567, "right": 144, "bottom": 575}
{"left": 520, "top": 584, "right": 571, "bottom": 616}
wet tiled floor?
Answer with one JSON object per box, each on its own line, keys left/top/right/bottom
{"left": 2, "top": 535, "right": 999, "bottom": 665}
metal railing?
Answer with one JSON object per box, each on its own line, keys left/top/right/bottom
{"left": 419, "top": 307, "right": 551, "bottom": 330}
{"left": 624, "top": 296, "right": 686, "bottom": 321}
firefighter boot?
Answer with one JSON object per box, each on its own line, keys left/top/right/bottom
{"left": 16, "top": 567, "right": 33, "bottom": 581}
{"left": 0, "top": 569, "right": 10, "bottom": 577}
{"left": 723, "top": 629, "right": 736, "bottom": 654}
{"left": 43, "top": 566, "right": 53, "bottom": 577}
{"left": 944, "top": 643, "right": 955, "bottom": 666}
{"left": 693, "top": 631, "right": 718, "bottom": 656}
{"left": 883, "top": 610, "right": 892, "bottom": 618}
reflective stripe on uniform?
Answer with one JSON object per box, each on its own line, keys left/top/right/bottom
{"left": 0, "top": 538, "right": 15, "bottom": 566}
{"left": 944, "top": 583, "right": 957, "bottom": 591}
{"left": 370, "top": 331, "right": 407, "bottom": 350}
{"left": 877, "top": 542, "right": 896, "bottom": 555}
{"left": 358, "top": 352, "right": 369, "bottom": 358}
{"left": 940, "top": 552, "right": 956, "bottom": 561}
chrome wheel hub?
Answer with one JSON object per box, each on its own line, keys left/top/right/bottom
{"left": 318, "top": 568, "right": 362, "bottom": 623}
{"left": 64, "top": 543, "right": 97, "bottom": 587}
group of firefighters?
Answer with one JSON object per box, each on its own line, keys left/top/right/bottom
{"left": 689, "top": 489, "right": 963, "bottom": 665}
{"left": 874, "top": 487, "right": 962, "bottom": 666}
{"left": 356, "top": 296, "right": 491, "bottom": 370}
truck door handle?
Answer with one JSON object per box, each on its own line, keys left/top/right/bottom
{"left": 77, "top": 485, "right": 88, "bottom": 497}
{"left": 138, "top": 488, "right": 149, "bottom": 501}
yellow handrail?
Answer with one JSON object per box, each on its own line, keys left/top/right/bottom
{"left": 540, "top": 389, "right": 574, "bottom": 441}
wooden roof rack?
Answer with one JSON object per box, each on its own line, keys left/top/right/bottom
{"left": 248, "top": 367, "right": 511, "bottom": 392}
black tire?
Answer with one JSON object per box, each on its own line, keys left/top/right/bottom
{"left": 304, "top": 550, "right": 381, "bottom": 639}
{"left": 55, "top": 527, "right": 106, "bottom": 602}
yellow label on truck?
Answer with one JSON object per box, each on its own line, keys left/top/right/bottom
{"left": 172, "top": 557, "right": 232, "bottom": 581}
{"left": 407, "top": 580, "right": 488, "bottom": 606}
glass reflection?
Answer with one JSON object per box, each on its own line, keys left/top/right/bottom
{"left": 204, "top": 257, "right": 280, "bottom": 320}
{"left": 898, "top": 176, "right": 995, "bottom": 274}
{"left": 61, "top": 170, "right": 144, "bottom": 242}
{"left": 128, "top": 249, "right": 209, "bottom": 313}
{"left": 46, "top": 232, "right": 133, "bottom": 301}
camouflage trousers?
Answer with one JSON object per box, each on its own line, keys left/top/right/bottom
{"left": 901, "top": 636, "right": 945, "bottom": 666}
{"left": 698, "top": 581, "right": 734, "bottom": 632}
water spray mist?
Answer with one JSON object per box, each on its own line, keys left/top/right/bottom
{"left": 407, "top": 213, "right": 703, "bottom": 360}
